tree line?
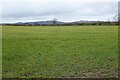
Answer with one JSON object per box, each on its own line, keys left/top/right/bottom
{"left": 1, "top": 22, "right": 119, "bottom": 26}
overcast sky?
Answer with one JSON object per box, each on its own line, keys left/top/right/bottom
{"left": 0, "top": 0, "right": 119, "bottom": 23}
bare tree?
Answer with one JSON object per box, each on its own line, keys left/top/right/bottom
{"left": 53, "top": 18, "right": 57, "bottom": 24}
{"left": 113, "top": 14, "right": 118, "bottom": 22}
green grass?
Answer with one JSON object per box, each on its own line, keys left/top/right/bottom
{"left": 2, "top": 26, "right": 118, "bottom": 78}
{"left": 0, "top": 26, "right": 2, "bottom": 78}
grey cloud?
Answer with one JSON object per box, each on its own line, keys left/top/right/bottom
{"left": 0, "top": 1, "right": 118, "bottom": 23}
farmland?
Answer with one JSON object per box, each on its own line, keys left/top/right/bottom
{"left": 2, "top": 26, "right": 118, "bottom": 78}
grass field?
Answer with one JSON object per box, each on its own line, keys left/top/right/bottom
{"left": 0, "top": 26, "right": 2, "bottom": 78}
{"left": 2, "top": 26, "right": 118, "bottom": 78}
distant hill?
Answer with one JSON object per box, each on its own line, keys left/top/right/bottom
{"left": 1, "top": 20, "right": 118, "bottom": 26}
{"left": 70, "top": 20, "right": 104, "bottom": 24}
{"left": 16, "top": 20, "right": 65, "bottom": 25}
{"left": 15, "top": 20, "right": 106, "bottom": 25}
